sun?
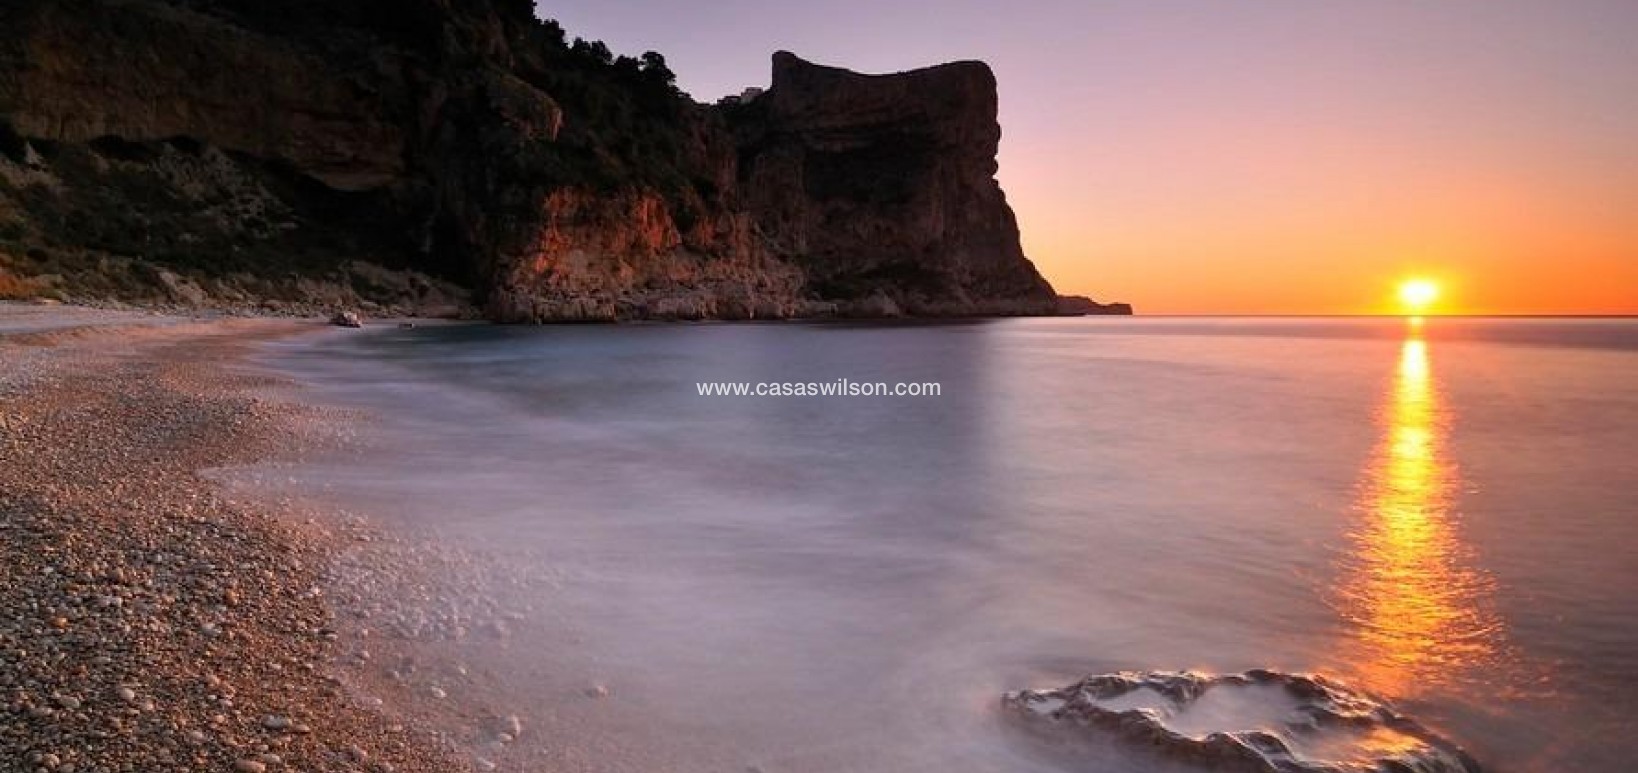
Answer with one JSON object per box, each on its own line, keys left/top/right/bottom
{"left": 1398, "top": 279, "right": 1440, "bottom": 313}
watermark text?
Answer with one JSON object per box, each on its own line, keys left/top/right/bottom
{"left": 695, "top": 379, "right": 942, "bottom": 397}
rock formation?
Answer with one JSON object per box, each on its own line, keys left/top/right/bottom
{"left": 0, "top": 0, "right": 1130, "bottom": 319}
{"left": 1004, "top": 670, "right": 1482, "bottom": 773}
{"left": 1057, "top": 294, "right": 1135, "bottom": 316}
{"left": 732, "top": 52, "right": 1058, "bottom": 316}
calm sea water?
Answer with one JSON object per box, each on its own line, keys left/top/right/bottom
{"left": 254, "top": 318, "right": 1638, "bottom": 772}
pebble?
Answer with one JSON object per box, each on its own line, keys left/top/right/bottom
{"left": 584, "top": 684, "right": 609, "bottom": 699}
{"left": 1, "top": 324, "right": 472, "bottom": 773}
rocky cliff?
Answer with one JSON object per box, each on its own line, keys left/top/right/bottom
{"left": 0, "top": 0, "right": 1130, "bottom": 319}
{"left": 733, "top": 52, "right": 1058, "bottom": 316}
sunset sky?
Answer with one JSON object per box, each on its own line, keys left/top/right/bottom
{"left": 540, "top": 1, "right": 1638, "bottom": 315}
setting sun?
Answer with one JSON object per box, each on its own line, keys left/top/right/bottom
{"left": 1398, "top": 280, "right": 1440, "bottom": 314}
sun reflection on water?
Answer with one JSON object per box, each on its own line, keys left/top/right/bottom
{"left": 1335, "top": 326, "right": 1502, "bottom": 697}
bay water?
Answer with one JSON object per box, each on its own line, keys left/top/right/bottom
{"left": 248, "top": 317, "right": 1638, "bottom": 772}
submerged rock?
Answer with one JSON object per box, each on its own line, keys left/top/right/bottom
{"left": 1003, "top": 670, "right": 1481, "bottom": 773}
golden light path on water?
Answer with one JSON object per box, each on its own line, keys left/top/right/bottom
{"left": 1336, "top": 324, "right": 1503, "bottom": 698}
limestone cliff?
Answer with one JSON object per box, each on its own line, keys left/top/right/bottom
{"left": 734, "top": 52, "right": 1057, "bottom": 316}
{"left": 0, "top": 0, "right": 1130, "bottom": 319}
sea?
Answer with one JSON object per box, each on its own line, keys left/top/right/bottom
{"left": 243, "top": 317, "right": 1638, "bottom": 772}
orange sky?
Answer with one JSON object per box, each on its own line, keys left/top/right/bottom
{"left": 551, "top": 1, "right": 1637, "bottom": 314}
{"left": 988, "top": 2, "right": 1638, "bottom": 315}
{"left": 1009, "top": 127, "right": 1638, "bottom": 314}
{"left": 1004, "top": 55, "right": 1638, "bottom": 315}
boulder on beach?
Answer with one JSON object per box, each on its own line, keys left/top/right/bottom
{"left": 330, "top": 311, "right": 364, "bottom": 328}
{"left": 1003, "top": 669, "right": 1482, "bottom": 773}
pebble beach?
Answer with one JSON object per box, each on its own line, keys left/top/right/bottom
{"left": 0, "top": 306, "right": 483, "bottom": 773}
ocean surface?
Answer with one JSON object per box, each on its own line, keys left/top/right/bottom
{"left": 249, "top": 317, "right": 1638, "bottom": 772}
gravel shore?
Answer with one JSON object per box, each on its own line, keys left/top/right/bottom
{"left": 0, "top": 312, "right": 469, "bottom": 773}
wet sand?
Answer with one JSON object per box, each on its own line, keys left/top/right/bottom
{"left": 0, "top": 308, "right": 490, "bottom": 773}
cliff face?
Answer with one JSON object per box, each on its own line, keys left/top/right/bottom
{"left": 736, "top": 52, "right": 1056, "bottom": 316}
{"left": 0, "top": 0, "right": 408, "bottom": 191}
{"left": 0, "top": 0, "right": 1127, "bottom": 319}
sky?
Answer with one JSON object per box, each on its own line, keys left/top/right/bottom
{"left": 536, "top": 1, "right": 1638, "bottom": 314}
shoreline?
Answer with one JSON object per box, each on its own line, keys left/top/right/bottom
{"left": 0, "top": 297, "right": 1130, "bottom": 328}
{"left": 0, "top": 311, "right": 504, "bottom": 772}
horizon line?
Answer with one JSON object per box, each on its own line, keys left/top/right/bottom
{"left": 1099, "top": 313, "right": 1638, "bottom": 320}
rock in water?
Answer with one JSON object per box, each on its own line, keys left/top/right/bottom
{"left": 330, "top": 311, "right": 363, "bottom": 328}
{"left": 1056, "top": 294, "right": 1135, "bottom": 316}
{"left": 1003, "top": 670, "right": 1481, "bottom": 773}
